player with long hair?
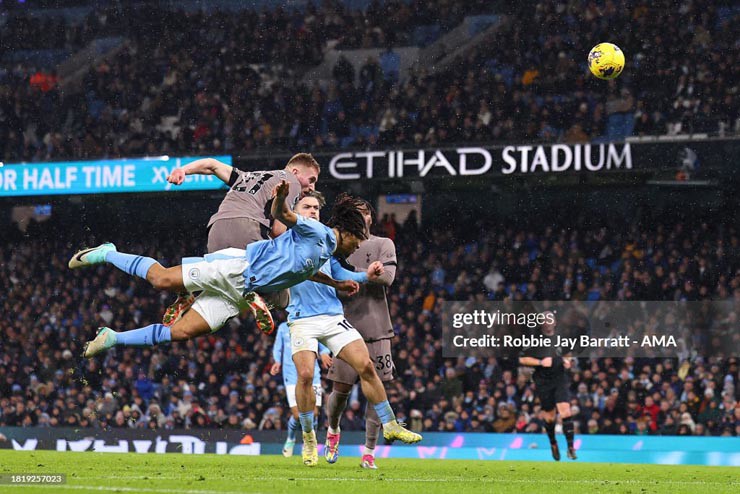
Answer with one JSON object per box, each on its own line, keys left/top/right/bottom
{"left": 72, "top": 183, "right": 374, "bottom": 358}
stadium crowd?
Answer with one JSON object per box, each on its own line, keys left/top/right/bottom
{"left": 1, "top": 1, "right": 737, "bottom": 163}
{"left": 1, "top": 213, "right": 738, "bottom": 437}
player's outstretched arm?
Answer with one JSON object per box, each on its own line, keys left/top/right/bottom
{"left": 309, "top": 271, "right": 360, "bottom": 296}
{"left": 167, "top": 158, "right": 233, "bottom": 185}
{"left": 271, "top": 180, "right": 298, "bottom": 228}
{"left": 271, "top": 219, "right": 288, "bottom": 238}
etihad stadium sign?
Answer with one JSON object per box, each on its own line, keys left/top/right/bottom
{"left": 328, "top": 143, "right": 632, "bottom": 180}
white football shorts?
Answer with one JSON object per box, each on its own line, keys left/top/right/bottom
{"left": 285, "top": 384, "right": 323, "bottom": 409}
{"left": 289, "top": 314, "right": 362, "bottom": 357}
{"left": 181, "top": 248, "right": 250, "bottom": 331}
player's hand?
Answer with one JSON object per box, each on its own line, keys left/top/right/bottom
{"left": 167, "top": 168, "right": 186, "bottom": 185}
{"left": 320, "top": 353, "right": 333, "bottom": 369}
{"left": 335, "top": 280, "right": 360, "bottom": 296}
{"left": 270, "top": 362, "right": 281, "bottom": 376}
{"left": 366, "top": 261, "right": 384, "bottom": 282}
{"left": 541, "top": 357, "right": 553, "bottom": 367}
{"left": 272, "top": 180, "right": 289, "bottom": 199}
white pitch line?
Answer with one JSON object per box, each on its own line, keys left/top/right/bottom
{"left": 43, "top": 476, "right": 740, "bottom": 486}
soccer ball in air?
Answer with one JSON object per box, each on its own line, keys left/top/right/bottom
{"left": 588, "top": 43, "right": 625, "bottom": 80}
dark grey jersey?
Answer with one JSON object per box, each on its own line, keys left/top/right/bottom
{"left": 207, "top": 169, "right": 301, "bottom": 229}
{"left": 344, "top": 235, "right": 397, "bottom": 341}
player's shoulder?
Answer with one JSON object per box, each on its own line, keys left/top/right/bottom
{"left": 368, "top": 234, "right": 395, "bottom": 247}
{"left": 370, "top": 235, "right": 397, "bottom": 255}
{"left": 258, "top": 168, "right": 291, "bottom": 183}
{"left": 273, "top": 168, "right": 300, "bottom": 186}
{"left": 230, "top": 167, "right": 250, "bottom": 181}
{"left": 294, "top": 215, "right": 329, "bottom": 235}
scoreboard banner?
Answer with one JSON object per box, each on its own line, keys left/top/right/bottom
{"left": 1, "top": 427, "right": 738, "bottom": 466}
{"left": 0, "top": 155, "right": 231, "bottom": 197}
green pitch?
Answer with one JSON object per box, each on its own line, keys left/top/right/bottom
{"left": 1, "top": 450, "right": 737, "bottom": 494}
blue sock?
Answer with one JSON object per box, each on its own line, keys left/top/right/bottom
{"left": 287, "top": 416, "right": 299, "bottom": 441}
{"left": 115, "top": 324, "right": 171, "bottom": 347}
{"left": 105, "top": 251, "right": 158, "bottom": 279}
{"left": 373, "top": 400, "right": 396, "bottom": 425}
{"left": 299, "top": 411, "right": 314, "bottom": 433}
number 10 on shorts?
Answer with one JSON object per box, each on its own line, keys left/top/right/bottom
{"left": 337, "top": 319, "right": 354, "bottom": 331}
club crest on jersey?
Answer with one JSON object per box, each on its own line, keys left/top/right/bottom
{"left": 188, "top": 268, "right": 200, "bottom": 280}
{"left": 304, "top": 258, "right": 314, "bottom": 271}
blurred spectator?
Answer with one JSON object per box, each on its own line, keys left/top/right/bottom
{"left": 2, "top": 1, "right": 736, "bottom": 162}
{"left": 1, "top": 214, "right": 738, "bottom": 436}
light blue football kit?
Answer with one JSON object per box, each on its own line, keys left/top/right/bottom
{"left": 94, "top": 215, "right": 347, "bottom": 344}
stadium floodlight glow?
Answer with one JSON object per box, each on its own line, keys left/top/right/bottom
{"left": 142, "top": 155, "right": 171, "bottom": 161}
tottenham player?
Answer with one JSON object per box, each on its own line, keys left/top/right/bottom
{"left": 162, "top": 153, "right": 320, "bottom": 326}
{"left": 73, "top": 183, "right": 371, "bottom": 357}
{"left": 324, "top": 198, "right": 397, "bottom": 469}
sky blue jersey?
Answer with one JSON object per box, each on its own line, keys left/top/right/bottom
{"left": 286, "top": 257, "right": 367, "bottom": 322}
{"left": 244, "top": 215, "right": 337, "bottom": 293}
{"left": 272, "top": 322, "right": 328, "bottom": 387}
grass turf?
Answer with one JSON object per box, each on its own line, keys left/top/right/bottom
{"left": 0, "top": 450, "right": 737, "bottom": 494}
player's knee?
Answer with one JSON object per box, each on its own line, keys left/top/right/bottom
{"left": 149, "top": 271, "right": 171, "bottom": 291}
{"left": 296, "top": 367, "right": 314, "bottom": 384}
{"left": 357, "top": 359, "right": 377, "bottom": 380}
{"left": 333, "top": 382, "right": 352, "bottom": 394}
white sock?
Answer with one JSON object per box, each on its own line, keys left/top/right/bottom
{"left": 328, "top": 426, "right": 341, "bottom": 435}
{"left": 363, "top": 447, "right": 375, "bottom": 457}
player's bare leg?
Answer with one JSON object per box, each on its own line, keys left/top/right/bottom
{"left": 337, "top": 341, "right": 421, "bottom": 444}
{"left": 145, "top": 264, "right": 187, "bottom": 292}
{"left": 168, "top": 309, "right": 212, "bottom": 340}
{"left": 293, "top": 351, "right": 319, "bottom": 466}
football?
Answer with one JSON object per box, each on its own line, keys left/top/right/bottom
{"left": 588, "top": 42, "right": 625, "bottom": 80}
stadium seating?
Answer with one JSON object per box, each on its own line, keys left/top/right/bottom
{"left": 1, "top": 1, "right": 737, "bottom": 162}
{"left": 1, "top": 214, "right": 737, "bottom": 436}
